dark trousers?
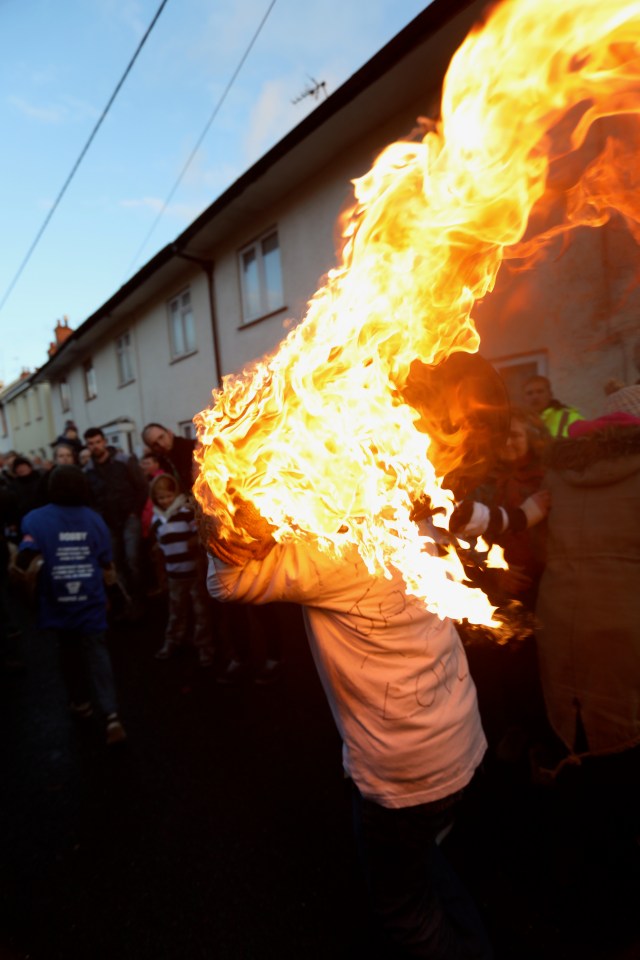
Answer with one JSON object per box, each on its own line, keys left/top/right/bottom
{"left": 352, "top": 783, "right": 493, "bottom": 959}
{"left": 58, "top": 629, "right": 119, "bottom": 718}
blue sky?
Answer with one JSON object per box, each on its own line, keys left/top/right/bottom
{"left": 0, "top": 0, "right": 430, "bottom": 385}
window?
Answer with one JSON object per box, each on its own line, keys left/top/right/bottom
{"left": 492, "top": 352, "right": 548, "bottom": 406}
{"left": 32, "top": 385, "right": 43, "bottom": 420}
{"left": 22, "top": 395, "right": 30, "bottom": 425}
{"left": 83, "top": 359, "right": 97, "bottom": 401}
{"left": 9, "top": 402, "right": 19, "bottom": 430}
{"left": 179, "top": 419, "right": 196, "bottom": 440}
{"left": 59, "top": 379, "right": 71, "bottom": 413}
{"left": 239, "top": 229, "right": 284, "bottom": 324}
{"left": 168, "top": 290, "right": 196, "bottom": 359}
{"left": 0, "top": 406, "right": 7, "bottom": 437}
{"left": 105, "top": 428, "right": 133, "bottom": 455}
{"left": 116, "top": 331, "right": 135, "bottom": 385}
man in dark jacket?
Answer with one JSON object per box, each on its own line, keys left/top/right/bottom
{"left": 83, "top": 428, "right": 148, "bottom": 617}
{"left": 141, "top": 422, "right": 196, "bottom": 493}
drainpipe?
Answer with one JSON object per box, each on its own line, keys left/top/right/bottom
{"left": 171, "top": 245, "right": 222, "bottom": 389}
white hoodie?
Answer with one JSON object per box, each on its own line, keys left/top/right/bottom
{"left": 207, "top": 529, "right": 486, "bottom": 809}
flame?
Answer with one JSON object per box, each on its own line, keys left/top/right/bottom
{"left": 482, "top": 542, "right": 509, "bottom": 570}
{"left": 194, "top": 0, "right": 640, "bottom": 627}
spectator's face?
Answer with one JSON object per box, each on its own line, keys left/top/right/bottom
{"left": 85, "top": 434, "right": 108, "bottom": 461}
{"left": 54, "top": 446, "right": 75, "bottom": 466}
{"left": 140, "top": 455, "right": 160, "bottom": 478}
{"left": 78, "top": 448, "right": 91, "bottom": 467}
{"left": 500, "top": 419, "right": 529, "bottom": 462}
{"left": 15, "top": 463, "right": 33, "bottom": 478}
{"left": 145, "top": 426, "right": 173, "bottom": 454}
{"left": 523, "top": 379, "right": 551, "bottom": 413}
{"left": 155, "top": 487, "right": 177, "bottom": 510}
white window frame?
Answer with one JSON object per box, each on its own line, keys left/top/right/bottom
{"left": 168, "top": 289, "right": 196, "bottom": 360}
{"left": 22, "top": 394, "right": 30, "bottom": 426}
{"left": 59, "top": 378, "right": 71, "bottom": 413}
{"left": 492, "top": 351, "right": 548, "bottom": 406}
{"left": 116, "top": 330, "right": 135, "bottom": 386}
{"left": 239, "top": 228, "right": 284, "bottom": 325}
{"left": 179, "top": 419, "right": 196, "bottom": 440}
{"left": 83, "top": 359, "right": 98, "bottom": 401}
{"left": 32, "top": 385, "right": 43, "bottom": 420}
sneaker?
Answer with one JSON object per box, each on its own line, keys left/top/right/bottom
{"left": 105, "top": 715, "right": 127, "bottom": 746}
{"left": 216, "top": 659, "right": 247, "bottom": 685}
{"left": 254, "top": 658, "right": 282, "bottom": 686}
{"left": 154, "top": 643, "right": 177, "bottom": 660}
{"left": 435, "top": 822, "right": 454, "bottom": 846}
{"left": 70, "top": 701, "right": 94, "bottom": 719}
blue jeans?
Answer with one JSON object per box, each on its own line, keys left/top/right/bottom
{"left": 165, "top": 576, "right": 212, "bottom": 651}
{"left": 58, "top": 629, "right": 119, "bottom": 717}
{"left": 352, "top": 783, "right": 493, "bottom": 959}
{"left": 111, "top": 514, "right": 142, "bottom": 604}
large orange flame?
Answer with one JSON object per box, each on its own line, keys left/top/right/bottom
{"left": 194, "top": 0, "right": 640, "bottom": 626}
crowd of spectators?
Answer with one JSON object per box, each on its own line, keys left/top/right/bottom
{"left": 1, "top": 366, "right": 639, "bottom": 957}
{"left": 0, "top": 420, "right": 284, "bottom": 711}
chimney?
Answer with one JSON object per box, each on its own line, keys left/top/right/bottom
{"left": 54, "top": 315, "right": 73, "bottom": 346}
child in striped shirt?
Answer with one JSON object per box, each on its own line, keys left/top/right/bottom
{"left": 150, "top": 474, "right": 214, "bottom": 665}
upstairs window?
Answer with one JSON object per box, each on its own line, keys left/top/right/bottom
{"left": 239, "top": 229, "right": 283, "bottom": 324}
{"left": 22, "top": 395, "right": 30, "bottom": 425}
{"left": 492, "top": 352, "right": 548, "bottom": 405}
{"left": 116, "top": 331, "right": 135, "bottom": 385}
{"left": 83, "top": 359, "right": 97, "bottom": 401}
{"left": 32, "top": 385, "right": 43, "bottom": 420}
{"left": 179, "top": 419, "right": 196, "bottom": 440}
{"left": 59, "top": 379, "right": 71, "bottom": 413}
{"left": 168, "top": 289, "right": 196, "bottom": 359}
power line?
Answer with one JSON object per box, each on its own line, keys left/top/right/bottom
{"left": 124, "top": 0, "right": 277, "bottom": 279}
{"left": 0, "top": 0, "right": 171, "bottom": 316}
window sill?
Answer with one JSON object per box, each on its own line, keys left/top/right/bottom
{"left": 169, "top": 349, "right": 198, "bottom": 365}
{"left": 118, "top": 379, "right": 136, "bottom": 389}
{"left": 239, "top": 305, "right": 287, "bottom": 330}
{"left": 85, "top": 395, "right": 97, "bottom": 403}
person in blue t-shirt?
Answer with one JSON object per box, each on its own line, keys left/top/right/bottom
{"left": 17, "top": 465, "right": 127, "bottom": 746}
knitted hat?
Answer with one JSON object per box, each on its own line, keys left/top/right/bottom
{"left": 604, "top": 385, "right": 640, "bottom": 418}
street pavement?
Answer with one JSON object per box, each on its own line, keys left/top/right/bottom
{"left": 1, "top": 594, "right": 638, "bottom": 960}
